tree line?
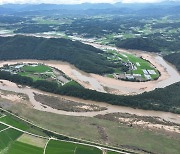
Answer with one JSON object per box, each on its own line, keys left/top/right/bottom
{"left": 164, "top": 53, "right": 180, "bottom": 72}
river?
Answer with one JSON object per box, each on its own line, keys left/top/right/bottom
{"left": 0, "top": 35, "right": 179, "bottom": 124}
{"left": 0, "top": 79, "right": 180, "bottom": 124}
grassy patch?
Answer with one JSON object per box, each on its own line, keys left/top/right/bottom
{"left": 7, "top": 141, "right": 44, "bottom": 154}
{"left": 46, "top": 140, "right": 102, "bottom": 154}
{"left": 0, "top": 116, "right": 29, "bottom": 131}
{"left": 22, "top": 65, "right": 52, "bottom": 73}
{"left": 107, "top": 74, "right": 114, "bottom": 78}
{"left": 17, "top": 134, "right": 48, "bottom": 148}
{"left": 0, "top": 123, "right": 8, "bottom": 131}
{"left": 0, "top": 128, "right": 23, "bottom": 151}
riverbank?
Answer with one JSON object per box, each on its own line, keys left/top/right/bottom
{"left": 83, "top": 42, "right": 180, "bottom": 95}
{"left": 0, "top": 79, "right": 179, "bottom": 125}
{"left": 0, "top": 54, "right": 180, "bottom": 96}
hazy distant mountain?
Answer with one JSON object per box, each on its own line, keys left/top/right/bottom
{"left": 0, "top": 6, "right": 14, "bottom": 14}
{"left": 1, "top": 3, "right": 115, "bottom": 11}
{"left": 0, "top": 2, "right": 179, "bottom": 15}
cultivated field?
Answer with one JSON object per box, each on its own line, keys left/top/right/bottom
{"left": 5, "top": 103, "right": 180, "bottom": 154}
{"left": 0, "top": 109, "right": 127, "bottom": 154}
{"left": 46, "top": 140, "right": 102, "bottom": 154}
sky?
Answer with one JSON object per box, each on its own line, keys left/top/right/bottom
{"left": 0, "top": 0, "right": 179, "bottom": 4}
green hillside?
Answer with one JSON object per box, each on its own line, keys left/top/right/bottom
{"left": 164, "top": 53, "right": 180, "bottom": 72}
{"left": 0, "top": 35, "right": 117, "bottom": 74}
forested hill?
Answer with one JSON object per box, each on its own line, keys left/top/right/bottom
{"left": 115, "top": 38, "right": 161, "bottom": 52}
{"left": 115, "top": 37, "right": 180, "bottom": 53}
{"left": 164, "top": 53, "right": 180, "bottom": 72}
{"left": 0, "top": 35, "right": 117, "bottom": 74}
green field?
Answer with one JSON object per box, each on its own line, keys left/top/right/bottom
{"left": 10, "top": 105, "right": 180, "bottom": 154}
{"left": 1, "top": 107, "right": 180, "bottom": 154}
{"left": 0, "top": 116, "right": 29, "bottom": 131}
{"left": 0, "top": 112, "right": 123, "bottom": 154}
{"left": 0, "top": 123, "right": 7, "bottom": 131}
{"left": 7, "top": 141, "right": 44, "bottom": 154}
{"left": 23, "top": 65, "right": 52, "bottom": 73}
{"left": 0, "top": 128, "right": 23, "bottom": 151}
{"left": 18, "top": 65, "right": 54, "bottom": 81}
{"left": 46, "top": 140, "right": 102, "bottom": 154}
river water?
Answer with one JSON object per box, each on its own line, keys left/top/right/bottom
{"left": 0, "top": 80, "right": 179, "bottom": 124}
{"left": 0, "top": 35, "right": 179, "bottom": 124}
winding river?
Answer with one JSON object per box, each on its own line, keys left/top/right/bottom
{"left": 0, "top": 35, "right": 179, "bottom": 124}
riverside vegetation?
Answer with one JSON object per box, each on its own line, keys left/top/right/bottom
{"left": 0, "top": 70, "right": 179, "bottom": 114}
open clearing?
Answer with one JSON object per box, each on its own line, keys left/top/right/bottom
{"left": 23, "top": 64, "right": 52, "bottom": 73}
{"left": 17, "top": 133, "right": 48, "bottom": 148}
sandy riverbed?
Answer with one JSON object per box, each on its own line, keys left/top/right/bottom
{"left": 0, "top": 79, "right": 180, "bottom": 124}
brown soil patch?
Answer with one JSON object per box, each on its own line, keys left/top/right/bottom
{"left": 34, "top": 93, "right": 107, "bottom": 112}
{"left": 96, "top": 113, "right": 180, "bottom": 139}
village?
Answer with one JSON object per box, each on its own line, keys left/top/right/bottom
{"left": 103, "top": 49, "right": 159, "bottom": 82}
{"left": 0, "top": 63, "right": 71, "bottom": 85}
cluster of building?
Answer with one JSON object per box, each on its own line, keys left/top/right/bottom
{"left": 113, "top": 60, "right": 157, "bottom": 81}
{"left": 0, "top": 63, "right": 39, "bottom": 75}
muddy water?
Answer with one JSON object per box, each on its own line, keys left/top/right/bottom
{"left": 0, "top": 52, "right": 180, "bottom": 124}
{"left": 155, "top": 56, "right": 180, "bottom": 88}
{"left": 0, "top": 80, "right": 179, "bottom": 124}
{"left": 83, "top": 42, "right": 180, "bottom": 91}
{"left": 72, "top": 70, "right": 105, "bottom": 92}
{"left": 0, "top": 80, "right": 40, "bottom": 108}
{"left": 0, "top": 36, "right": 179, "bottom": 94}
{"left": 0, "top": 60, "right": 106, "bottom": 93}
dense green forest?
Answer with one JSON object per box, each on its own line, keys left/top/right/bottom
{"left": 115, "top": 38, "right": 161, "bottom": 52}
{"left": 0, "top": 35, "right": 119, "bottom": 74}
{"left": 115, "top": 37, "right": 180, "bottom": 53}
{"left": 0, "top": 70, "right": 179, "bottom": 114}
{"left": 164, "top": 53, "right": 180, "bottom": 72}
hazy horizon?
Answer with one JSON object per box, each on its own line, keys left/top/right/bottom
{"left": 0, "top": 0, "right": 179, "bottom": 5}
